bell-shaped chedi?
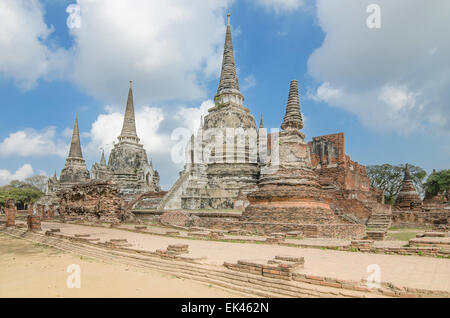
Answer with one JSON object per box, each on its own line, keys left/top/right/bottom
{"left": 60, "top": 115, "right": 90, "bottom": 187}
{"left": 394, "top": 164, "right": 422, "bottom": 211}
{"left": 107, "top": 81, "right": 161, "bottom": 195}
{"left": 242, "top": 81, "right": 365, "bottom": 239}
{"left": 178, "top": 14, "right": 259, "bottom": 210}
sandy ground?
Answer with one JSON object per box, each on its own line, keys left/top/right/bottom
{"left": 0, "top": 233, "right": 243, "bottom": 298}
{"left": 35, "top": 222, "right": 450, "bottom": 292}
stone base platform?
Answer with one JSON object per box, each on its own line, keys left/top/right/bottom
{"left": 199, "top": 219, "right": 365, "bottom": 239}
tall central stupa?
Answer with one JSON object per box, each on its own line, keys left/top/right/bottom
{"left": 159, "top": 15, "right": 260, "bottom": 210}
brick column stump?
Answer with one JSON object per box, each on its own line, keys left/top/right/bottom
{"left": 27, "top": 215, "right": 41, "bottom": 231}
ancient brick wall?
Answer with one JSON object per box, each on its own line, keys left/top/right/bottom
{"left": 309, "top": 133, "right": 346, "bottom": 167}
{"left": 198, "top": 218, "right": 365, "bottom": 239}
{"left": 58, "top": 181, "right": 124, "bottom": 223}
{"left": 307, "top": 133, "right": 387, "bottom": 221}
{"left": 309, "top": 133, "right": 370, "bottom": 192}
{"left": 392, "top": 211, "right": 449, "bottom": 228}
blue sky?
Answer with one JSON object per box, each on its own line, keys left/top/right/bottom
{"left": 0, "top": 0, "right": 449, "bottom": 189}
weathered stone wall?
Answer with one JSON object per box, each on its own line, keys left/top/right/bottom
{"left": 392, "top": 211, "right": 449, "bottom": 228}
{"left": 58, "top": 181, "right": 124, "bottom": 223}
{"left": 199, "top": 219, "right": 365, "bottom": 239}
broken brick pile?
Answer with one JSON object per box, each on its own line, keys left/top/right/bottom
{"left": 58, "top": 180, "right": 124, "bottom": 224}
{"left": 266, "top": 233, "right": 286, "bottom": 244}
{"left": 351, "top": 240, "right": 374, "bottom": 252}
{"left": 157, "top": 244, "right": 189, "bottom": 256}
{"left": 224, "top": 255, "right": 305, "bottom": 281}
{"left": 27, "top": 215, "right": 41, "bottom": 231}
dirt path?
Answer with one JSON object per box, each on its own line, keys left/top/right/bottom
{"left": 0, "top": 233, "right": 244, "bottom": 298}
{"left": 36, "top": 221, "right": 450, "bottom": 292}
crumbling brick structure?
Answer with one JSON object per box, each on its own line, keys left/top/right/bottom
{"left": 308, "top": 133, "right": 387, "bottom": 222}
{"left": 393, "top": 164, "right": 422, "bottom": 212}
{"left": 203, "top": 81, "right": 365, "bottom": 239}
{"left": 58, "top": 180, "right": 125, "bottom": 223}
{"left": 27, "top": 215, "right": 41, "bottom": 231}
{"left": 392, "top": 191, "right": 449, "bottom": 229}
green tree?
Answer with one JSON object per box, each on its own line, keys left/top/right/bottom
{"left": 0, "top": 181, "right": 44, "bottom": 209}
{"left": 424, "top": 169, "right": 450, "bottom": 199}
{"left": 24, "top": 175, "right": 48, "bottom": 192}
{"left": 367, "top": 164, "right": 427, "bottom": 204}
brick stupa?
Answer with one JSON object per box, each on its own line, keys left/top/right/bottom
{"left": 242, "top": 81, "right": 365, "bottom": 239}
{"left": 394, "top": 164, "right": 422, "bottom": 211}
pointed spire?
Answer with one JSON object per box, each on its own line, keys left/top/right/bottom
{"left": 100, "top": 149, "right": 106, "bottom": 166}
{"left": 68, "top": 115, "right": 84, "bottom": 159}
{"left": 259, "top": 114, "right": 264, "bottom": 129}
{"left": 119, "top": 81, "right": 139, "bottom": 143}
{"left": 53, "top": 171, "right": 57, "bottom": 180}
{"left": 216, "top": 14, "right": 241, "bottom": 97}
{"left": 281, "top": 80, "right": 304, "bottom": 131}
{"left": 404, "top": 163, "right": 412, "bottom": 181}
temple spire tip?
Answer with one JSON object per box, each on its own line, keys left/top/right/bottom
{"left": 227, "top": 13, "right": 230, "bottom": 26}
{"left": 281, "top": 80, "right": 304, "bottom": 131}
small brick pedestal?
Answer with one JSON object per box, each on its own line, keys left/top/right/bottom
{"left": 27, "top": 215, "right": 41, "bottom": 231}
{"left": 47, "top": 206, "right": 55, "bottom": 218}
{"left": 5, "top": 199, "right": 17, "bottom": 227}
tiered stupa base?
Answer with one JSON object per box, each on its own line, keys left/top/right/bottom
{"left": 240, "top": 176, "right": 365, "bottom": 239}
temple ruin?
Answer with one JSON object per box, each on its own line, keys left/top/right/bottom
{"left": 196, "top": 81, "right": 365, "bottom": 239}
{"left": 392, "top": 165, "right": 449, "bottom": 229}
{"left": 159, "top": 15, "right": 260, "bottom": 211}
{"left": 394, "top": 164, "right": 422, "bottom": 211}
{"left": 91, "top": 81, "right": 161, "bottom": 196}
{"left": 308, "top": 133, "right": 388, "bottom": 223}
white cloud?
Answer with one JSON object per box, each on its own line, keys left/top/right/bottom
{"left": 308, "top": 0, "right": 450, "bottom": 134}
{"left": 242, "top": 74, "right": 257, "bottom": 91}
{"left": 67, "top": 0, "right": 232, "bottom": 105}
{"left": 85, "top": 106, "right": 167, "bottom": 159}
{"left": 0, "top": 164, "right": 35, "bottom": 186}
{"left": 174, "top": 100, "right": 213, "bottom": 134}
{"left": 0, "top": 0, "right": 233, "bottom": 104}
{"left": 256, "top": 0, "right": 304, "bottom": 14}
{"left": 85, "top": 99, "right": 212, "bottom": 189}
{"left": 0, "top": 0, "right": 68, "bottom": 89}
{"left": 311, "top": 83, "right": 422, "bottom": 135}
{"left": 0, "top": 127, "right": 68, "bottom": 158}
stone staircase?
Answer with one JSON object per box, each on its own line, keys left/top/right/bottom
{"left": 157, "top": 171, "right": 190, "bottom": 211}
{"left": 366, "top": 213, "right": 392, "bottom": 241}
{"left": 334, "top": 209, "right": 364, "bottom": 225}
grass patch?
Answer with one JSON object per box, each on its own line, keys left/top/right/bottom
{"left": 388, "top": 226, "right": 425, "bottom": 231}
{"left": 387, "top": 232, "right": 420, "bottom": 241}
